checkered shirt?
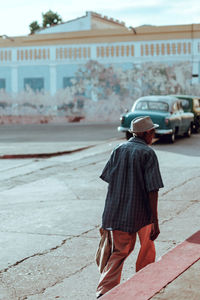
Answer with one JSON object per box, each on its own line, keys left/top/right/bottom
{"left": 100, "top": 136, "right": 164, "bottom": 233}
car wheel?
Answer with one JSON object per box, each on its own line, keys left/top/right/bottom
{"left": 126, "top": 131, "right": 133, "bottom": 140}
{"left": 184, "top": 126, "right": 191, "bottom": 137}
{"left": 168, "top": 132, "right": 175, "bottom": 143}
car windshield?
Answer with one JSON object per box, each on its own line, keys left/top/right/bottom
{"left": 133, "top": 101, "right": 169, "bottom": 112}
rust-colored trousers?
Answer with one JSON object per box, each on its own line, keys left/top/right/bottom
{"left": 96, "top": 224, "right": 155, "bottom": 297}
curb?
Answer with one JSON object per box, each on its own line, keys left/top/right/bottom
{"left": 0, "top": 145, "right": 94, "bottom": 159}
{"left": 101, "top": 231, "right": 200, "bottom": 300}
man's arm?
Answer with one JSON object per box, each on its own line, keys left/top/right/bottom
{"left": 149, "top": 190, "right": 160, "bottom": 241}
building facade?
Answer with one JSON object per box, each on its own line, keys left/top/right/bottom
{"left": 0, "top": 11, "right": 200, "bottom": 122}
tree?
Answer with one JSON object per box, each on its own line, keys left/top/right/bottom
{"left": 29, "top": 21, "right": 40, "bottom": 34}
{"left": 29, "top": 10, "right": 62, "bottom": 34}
{"left": 42, "top": 10, "right": 62, "bottom": 28}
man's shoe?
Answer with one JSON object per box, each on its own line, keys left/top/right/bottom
{"left": 97, "top": 294, "right": 103, "bottom": 299}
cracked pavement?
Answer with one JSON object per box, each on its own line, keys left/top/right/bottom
{"left": 0, "top": 130, "right": 200, "bottom": 299}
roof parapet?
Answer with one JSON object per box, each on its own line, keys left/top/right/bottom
{"left": 87, "top": 11, "right": 126, "bottom": 26}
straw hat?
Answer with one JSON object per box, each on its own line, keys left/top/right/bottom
{"left": 130, "top": 116, "right": 159, "bottom": 133}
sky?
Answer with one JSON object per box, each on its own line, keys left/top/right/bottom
{"left": 1, "top": 0, "right": 200, "bottom": 37}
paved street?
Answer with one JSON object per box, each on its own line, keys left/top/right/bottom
{"left": 0, "top": 124, "right": 199, "bottom": 299}
{"left": 0, "top": 123, "right": 121, "bottom": 142}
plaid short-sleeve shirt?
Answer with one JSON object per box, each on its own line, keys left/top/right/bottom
{"left": 100, "top": 136, "right": 164, "bottom": 233}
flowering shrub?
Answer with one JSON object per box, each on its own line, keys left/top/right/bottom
{"left": 0, "top": 60, "right": 199, "bottom": 122}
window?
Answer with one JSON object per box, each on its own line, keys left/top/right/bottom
{"left": 134, "top": 101, "right": 148, "bottom": 111}
{"left": 63, "top": 77, "right": 74, "bottom": 88}
{"left": 148, "top": 101, "right": 169, "bottom": 111}
{"left": 0, "top": 79, "right": 6, "bottom": 90}
{"left": 180, "top": 99, "right": 190, "bottom": 109}
{"left": 134, "top": 101, "right": 169, "bottom": 112}
{"left": 24, "top": 78, "right": 44, "bottom": 92}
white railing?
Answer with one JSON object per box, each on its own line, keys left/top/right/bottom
{"left": 1, "top": 39, "right": 200, "bottom": 64}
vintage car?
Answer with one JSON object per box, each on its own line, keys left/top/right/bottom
{"left": 118, "top": 95, "right": 194, "bottom": 143}
{"left": 171, "top": 95, "right": 200, "bottom": 133}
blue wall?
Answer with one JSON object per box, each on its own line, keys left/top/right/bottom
{"left": 56, "top": 64, "right": 82, "bottom": 90}
{"left": 18, "top": 66, "right": 50, "bottom": 92}
{"left": 0, "top": 67, "right": 12, "bottom": 92}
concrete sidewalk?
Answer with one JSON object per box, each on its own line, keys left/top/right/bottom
{"left": 0, "top": 141, "right": 106, "bottom": 158}
{"left": 152, "top": 259, "right": 200, "bottom": 300}
{"left": 0, "top": 138, "right": 199, "bottom": 299}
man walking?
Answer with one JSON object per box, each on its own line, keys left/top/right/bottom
{"left": 96, "top": 116, "right": 164, "bottom": 298}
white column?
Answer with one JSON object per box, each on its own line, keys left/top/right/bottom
{"left": 50, "top": 47, "right": 56, "bottom": 62}
{"left": 49, "top": 64, "right": 57, "bottom": 95}
{"left": 12, "top": 48, "right": 17, "bottom": 63}
{"left": 11, "top": 66, "right": 18, "bottom": 94}
{"left": 191, "top": 40, "right": 199, "bottom": 84}
{"left": 90, "top": 44, "right": 96, "bottom": 60}
{"left": 135, "top": 43, "right": 140, "bottom": 58}
{"left": 192, "top": 61, "right": 199, "bottom": 84}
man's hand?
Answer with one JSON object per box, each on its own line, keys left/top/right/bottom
{"left": 150, "top": 220, "right": 160, "bottom": 241}
{"left": 148, "top": 190, "right": 160, "bottom": 241}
